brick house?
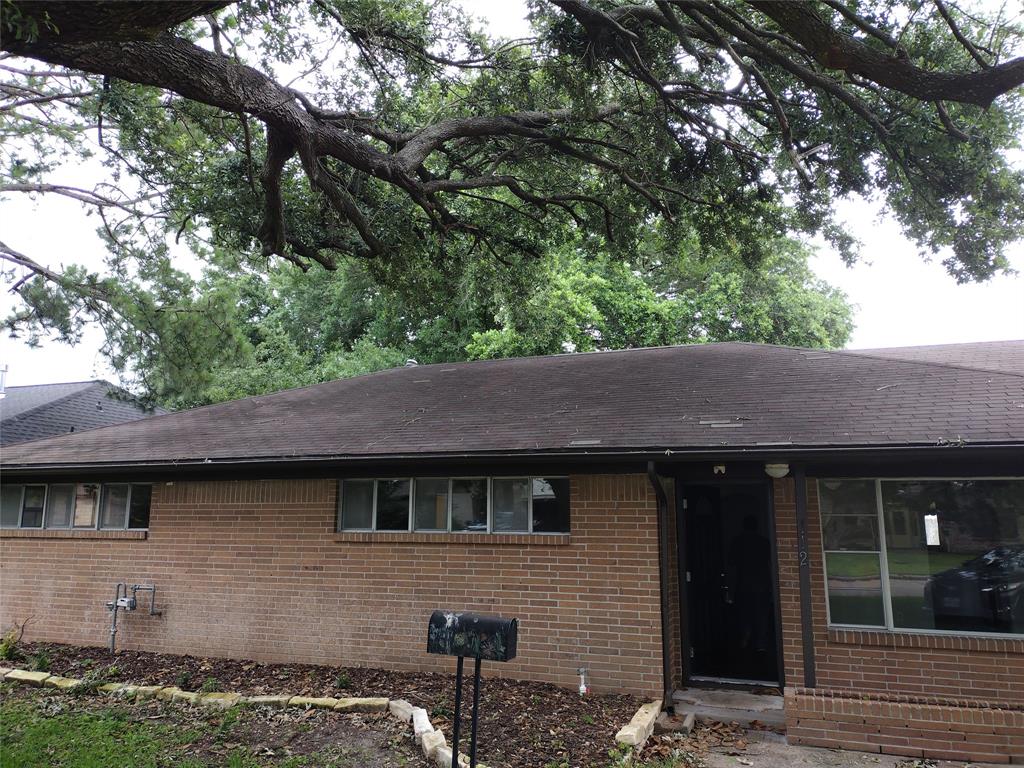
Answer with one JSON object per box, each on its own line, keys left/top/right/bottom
{"left": 1, "top": 341, "right": 1022, "bottom": 761}
{"left": 1, "top": 380, "right": 165, "bottom": 446}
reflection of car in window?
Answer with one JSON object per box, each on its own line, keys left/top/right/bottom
{"left": 924, "top": 548, "right": 1024, "bottom": 633}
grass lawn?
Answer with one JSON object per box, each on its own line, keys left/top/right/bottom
{"left": 826, "top": 550, "right": 966, "bottom": 578}
{"left": 0, "top": 686, "right": 425, "bottom": 768}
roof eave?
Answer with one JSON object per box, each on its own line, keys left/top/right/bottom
{"left": 2, "top": 440, "right": 1022, "bottom": 478}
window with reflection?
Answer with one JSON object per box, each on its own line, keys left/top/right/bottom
{"left": 0, "top": 482, "right": 148, "bottom": 530}
{"left": 819, "top": 480, "right": 885, "bottom": 627}
{"left": 819, "top": 478, "right": 1024, "bottom": 636}
{"left": 337, "top": 476, "right": 571, "bottom": 534}
{"left": 451, "top": 479, "right": 488, "bottom": 532}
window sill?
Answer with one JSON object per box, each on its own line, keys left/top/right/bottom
{"left": 827, "top": 626, "right": 1024, "bottom": 654}
{"left": 332, "top": 531, "right": 571, "bottom": 546}
{"left": 0, "top": 529, "right": 148, "bottom": 540}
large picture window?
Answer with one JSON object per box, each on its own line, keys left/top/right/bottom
{"left": 337, "top": 476, "right": 571, "bottom": 534}
{"left": 819, "top": 478, "right": 1024, "bottom": 636}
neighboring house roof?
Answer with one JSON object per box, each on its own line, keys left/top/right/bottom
{"left": 0, "top": 380, "right": 165, "bottom": 447}
{"left": 2, "top": 342, "right": 1021, "bottom": 471}
{"left": 855, "top": 340, "right": 1024, "bottom": 376}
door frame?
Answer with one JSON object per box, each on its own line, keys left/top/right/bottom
{"left": 674, "top": 475, "right": 786, "bottom": 689}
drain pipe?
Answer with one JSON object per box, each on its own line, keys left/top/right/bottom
{"left": 647, "top": 461, "right": 673, "bottom": 709}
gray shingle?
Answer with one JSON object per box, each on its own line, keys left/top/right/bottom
{"left": 1, "top": 342, "right": 1022, "bottom": 469}
{"left": 0, "top": 381, "right": 165, "bottom": 446}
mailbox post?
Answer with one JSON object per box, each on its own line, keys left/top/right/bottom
{"left": 427, "top": 611, "right": 518, "bottom": 768}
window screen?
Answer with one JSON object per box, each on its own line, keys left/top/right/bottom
{"left": 414, "top": 479, "right": 448, "bottom": 531}
{"left": 492, "top": 478, "right": 529, "bottom": 532}
{"left": 339, "top": 480, "right": 374, "bottom": 530}
{"left": 20, "top": 486, "right": 46, "bottom": 528}
{"left": 451, "top": 479, "right": 487, "bottom": 532}
{"left": 45, "top": 484, "right": 75, "bottom": 529}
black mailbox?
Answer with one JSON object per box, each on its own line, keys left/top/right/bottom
{"left": 427, "top": 610, "right": 518, "bottom": 662}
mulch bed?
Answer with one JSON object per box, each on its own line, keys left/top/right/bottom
{"left": 18, "top": 641, "right": 646, "bottom": 768}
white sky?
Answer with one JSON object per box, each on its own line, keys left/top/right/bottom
{"left": 0, "top": 0, "right": 1022, "bottom": 388}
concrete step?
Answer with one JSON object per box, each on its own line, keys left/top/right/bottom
{"left": 672, "top": 687, "right": 785, "bottom": 728}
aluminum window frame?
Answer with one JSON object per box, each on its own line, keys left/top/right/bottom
{"left": 18, "top": 484, "right": 47, "bottom": 529}
{"left": 411, "top": 477, "right": 449, "bottom": 533}
{"left": 99, "top": 483, "right": 131, "bottom": 530}
{"left": 448, "top": 476, "right": 489, "bottom": 534}
{"left": 337, "top": 478, "right": 377, "bottom": 532}
{"left": 338, "top": 475, "right": 571, "bottom": 535}
{"left": 72, "top": 482, "right": 102, "bottom": 530}
{"left": 1, "top": 482, "right": 153, "bottom": 531}
{"left": 125, "top": 483, "right": 154, "bottom": 530}
{"left": 43, "top": 483, "right": 75, "bottom": 530}
{"left": 490, "top": 476, "right": 533, "bottom": 534}
{"left": 818, "top": 475, "right": 1024, "bottom": 640}
{"left": 373, "top": 478, "right": 413, "bottom": 532}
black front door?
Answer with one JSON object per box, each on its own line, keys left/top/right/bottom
{"left": 683, "top": 483, "right": 779, "bottom": 684}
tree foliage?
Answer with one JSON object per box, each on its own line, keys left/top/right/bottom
{"left": 0, "top": 0, "right": 1021, "bottom": 403}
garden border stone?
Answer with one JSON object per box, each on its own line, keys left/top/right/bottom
{"left": 5, "top": 669, "right": 52, "bottom": 686}
{"left": 3, "top": 664, "right": 493, "bottom": 766}
{"left": 615, "top": 699, "right": 662, "bottom": 750}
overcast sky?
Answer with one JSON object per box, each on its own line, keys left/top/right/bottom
{"left": 1, "top": 0, "right": 1022, "bottom": 388}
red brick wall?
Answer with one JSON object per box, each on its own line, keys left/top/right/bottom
{"left": 786, "top": 688, "right": 1024, "bottom": 763}
{"left": 0, "top": 474, "right": 665, "bottom": 696}
{"left": 776, "top": 477, "right": 1024, "bottom": 761}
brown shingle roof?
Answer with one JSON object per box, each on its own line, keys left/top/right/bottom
{"left": 1, "top": 342, "right": 1022, "bottom": 470}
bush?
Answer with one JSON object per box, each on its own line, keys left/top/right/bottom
{"left": 0, "top": 629, "right": 22, "bottom": 662}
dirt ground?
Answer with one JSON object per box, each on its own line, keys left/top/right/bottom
{"left": 0, "top": 683, "right": 430, "bottom": 767}
{"left": 16, "top": 641, "right": 643, "bottom": 768}
{"left": 11, "top": 643, "right": 1007, "bottom": 768}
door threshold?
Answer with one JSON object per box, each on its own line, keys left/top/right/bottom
{"left": 689, "top": 675, "right": 779, "bottom": 688}
{"left": 673, "top": 686, "right": 785, "bottom": 728}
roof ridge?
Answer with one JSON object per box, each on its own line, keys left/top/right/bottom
{"left": 5, "top": 379, "right": 107, "bottom": 390}
{"left": 831, "top": 347, "right": 1024, "bottom": 379}
{"left": 859, "top": 339, "right": 1024, "bottom": 351}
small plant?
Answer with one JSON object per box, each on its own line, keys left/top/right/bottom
{"left": 431, "top": 704, "right": 451, "bottom": 719}
{"left": 215, "top": 707, "right": 240, "bottom": 739}
{"left": 581, "top": 713, "right": 595, "bottom": 725}
{"left": 200, "top": 676, "right": 219, "bottom": 693}
{"left": 70, "top": 664, "right": 117, "bottom": 697}
{"left": 175, "top": 670, "right": 192, "bottom": 690}
{"left": 0, "top": 629, "right": 22, "bottom": 662}
{"left": 0, "top": 618, "right": 32, "bottom": 661}
{"left": 31, "top": 650, "right": 50, "bottom": 672}
{"left": 607, "top": 744, "right": 635, "bottom": 767}
{"left": 334, "top": 670, "right": 352, "bottom": 689}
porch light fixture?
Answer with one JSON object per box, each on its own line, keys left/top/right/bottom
{"left": 764, "top": 463, "right": 790, "bottom": 479}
